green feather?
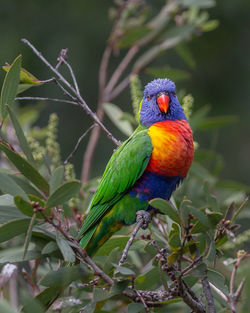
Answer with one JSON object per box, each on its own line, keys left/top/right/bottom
{"left": 78, "top": 127, "right": 152, "bottom": 246}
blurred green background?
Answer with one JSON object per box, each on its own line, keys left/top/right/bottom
{"left": 0, "top": 0, "right": 249, "bottom": 186}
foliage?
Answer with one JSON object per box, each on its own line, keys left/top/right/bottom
{"left": 0, "top": 1, "right": 249, "bottom": 313}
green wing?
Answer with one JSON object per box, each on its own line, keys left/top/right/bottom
{"left": 78, "top": 128, "right": 152, "bottom": 239}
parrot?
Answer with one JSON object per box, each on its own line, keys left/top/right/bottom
{"left": 78, "top": 78, "right": 194, "bottom": 256}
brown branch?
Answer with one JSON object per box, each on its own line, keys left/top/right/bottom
{"left": 201, "top": 274, "right": 216, "bottom": 313}
{"left": 38, "top": 208, "right": 114, "bottom": 286}
{"left": 151, "top": 240, "right": 206, "bottom": 313}
{"left": 119, "top": 210, "right": 151, "bottom": 266}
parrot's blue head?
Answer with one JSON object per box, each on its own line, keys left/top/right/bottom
{"left": 139, "top": 78, "right": 186, "bottom": 127}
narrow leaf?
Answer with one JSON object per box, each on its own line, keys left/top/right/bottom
{"left": 0, "top": 246, "right": 41, "bottom": 263}
{"left": 2, "top": 65, "right": 43, "bottom": 85}
{"left": 23, "top": 213, "right": 37, "bottom": 259}
{"left": 0, "top": 218, "right": 31, "bottom": 243}
{"left": 56, "top": 233, "right": 75, "bottom": 262}
{"left": 104, "top": 103, "right": 133, "bottom": 136}
{"left": 46, "top": 180, "right": 81, "bottom": 208}
{"left": 0, "top": 171, "right": 28, "bottom": 201}
{"left": 40, "top": 265, "right": 88, "bottom": 288}
{"left": 49, "top": 166, "right": 64, "bottom": 193}
{"left": 0, "top": 142, "right": 49, "bottom": 195}
{"left": 6, "top": 104, "right": 35, "bottom": 165}
{"left": 0, "top": 55, "right": 21, "bottom": 119}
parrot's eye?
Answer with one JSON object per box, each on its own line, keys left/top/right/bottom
{"left": 172, "top": 92, "right": 176, "bottom": 97}
{"left": 146, "top": 94, "right": 151, "bottom": 101}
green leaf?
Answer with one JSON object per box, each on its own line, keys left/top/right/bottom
{"left": 0, "top": 246, "right": 41, "bottom": 263}
{"left": 128, "top": 303, "right": 144, "bottom": 313}
{"left": 14, "top": 195, "right": 50, "bottom": 219}
{"left": 17, "top": 84, "right": 33, "bottom": 95}
{"left": 0, "top": 171, "right": 29, "bottom": 201}
{"left": 136, "top": 267, "right": 160, "bottom": 289}
{"left": 188, "top": 206, "right": 210, "bottom": 227}
{"left": 0, "top": 142, "right": 49, "bottom": 195}
{"left": 207, "top": 240, "right": 216, "bottom": 262}
{"left": 40, "top": 265, "right": 89, "bottom": 288}
{"left": 41, "top": 241, "right": 58, "bottom": 255}
{"left": 20, "top": 291, "right": 45, "bottom": 313}
{"left": 46, "top": 180, "right": 81, "bottom": 208}
{"left": 34, "top": 287, "right": 61, "bottom": 311}
{"left": 201, "top": 20, "right": 219, "bottom": 32}
{"left": 104, "top": 103, "right": 133, "bottom": 136}
{"left": 112, "top": 263, "right": 135, "bottom": 276}
{"left": 0, "top": 200, "right": 25, "bottom": 225}
{"left": 149, "top": 198, "right": 181, "bottom": 224}
{"left": 207, "top": 269, "right": 228, "bottom": 294}
{"left": 23, "top": 213, "right": 37, "bottom": 259}
{"left": 93, "top": 287, "right": 110, "bottom": 302}
{"left": 146, "top": 67, "right": 190, "bottom": 82}
{"left": 0, "top": 218, "right": 31, "bottom": 243}
{"left": 0, "top": 55, "right": 21, "bottom": 119}
{"left": 49, "top": 166, "right": 64, "bottom": 193}
{"left": 168, "top": 223, "right": 181, "bottom": 248}
{"left": 0, "top": 300, "right": 18, "bottom": 313}
{"left": 2, "top": 65, "right": 43, "bottom": 85}
{"left": 6, "top": 104, "right": 35, "bottom": 165}
{"left": 95, "top": 235, "right": 129, "bottom": 256}
{"left": 167, "top": 251, "right": 179, "bottom": 265}
{"left": 9, "top": 175, "right": 43, "bottom": 198}
{"left": 56, "top": 233, "right": 75, "bottom": 263}
{"left": 117, "top": 26, "right": 151, "bottom": 48}
{"left": 109, "top": 280, "right": 130, "bottom": 296}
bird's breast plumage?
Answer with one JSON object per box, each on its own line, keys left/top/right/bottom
{"left": 146, "top": 119, "right": 194, "bottom": 177}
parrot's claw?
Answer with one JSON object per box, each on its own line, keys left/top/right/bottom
{"left": 136, "top": 210, "right": 151, "bottom": 230}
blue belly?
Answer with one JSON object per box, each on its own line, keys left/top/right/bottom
{"left": 129, "top": 170, "right": 182, "bottom": 202}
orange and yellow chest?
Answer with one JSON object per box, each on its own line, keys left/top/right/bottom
{"left": 146, "top": 120, "right": 194, "bottom": 177}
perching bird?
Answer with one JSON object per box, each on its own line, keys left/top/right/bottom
{"left": 78, "top": 78, "right": 194, "bottom": 256}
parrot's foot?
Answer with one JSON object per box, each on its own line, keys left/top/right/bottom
{"left": 136, "top": 210, "right": 151, "bottom": 230}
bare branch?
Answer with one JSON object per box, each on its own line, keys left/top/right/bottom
{"left": 64, "top": 124, "right": 97, "bottom": 164}
{"left": 209, "top": 282, "right": 228, "bottom": 302}
{"left": 21, "top": 39, "right": 120, "bottom": 147}
{"left": 15, "top": 96, "right": 78, "bottom": 106}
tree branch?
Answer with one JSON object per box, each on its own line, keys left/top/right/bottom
{"left": 21, "top": 39, "right": 120, "bottom": 147}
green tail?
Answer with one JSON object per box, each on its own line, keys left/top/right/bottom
{"left": 79, "top": 193, "right": 148, "bottom": 256}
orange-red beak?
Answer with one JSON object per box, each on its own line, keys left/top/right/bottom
{"left": 156, "top": 93, "right": 170, "bottom": 113}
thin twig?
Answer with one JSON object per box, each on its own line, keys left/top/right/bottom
{"left": 38, "top": 209, "right": 114, "bottom": 286}
{"left": 15, "top": 96, "right": 78, "bottom": 106}
{"left": 21, "top": 39, "right": 120, "bottom": 147}
{"left": 181, "top": 255, "right": 203, "bottom": 276}
{"left": 64, "top": 124, "right": 97, "bottom": 164}
{"left": 209, "top": 282, "right": 228, "bottom": 302}
{"left": 62, "top": 59, "right": 80, "bottom": 95}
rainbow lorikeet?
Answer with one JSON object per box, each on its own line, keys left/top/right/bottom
{"left": 78, "top": 78, "right": 194, "bottom": 256}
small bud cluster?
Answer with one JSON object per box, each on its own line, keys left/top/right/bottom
{"left": 46, "top": 113, "right": 61, "bottom": 169}
{"left": 130, "top": 75, "right": 143, "bottom": 121}
{"left": 27, "top": 136, "right": 46, "bottom": 162}
{"left": 182, "top": 94, "right": 194, "bottom": 120}
{"left": 65, "top": 163, "right": 80, "bottom": 209}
